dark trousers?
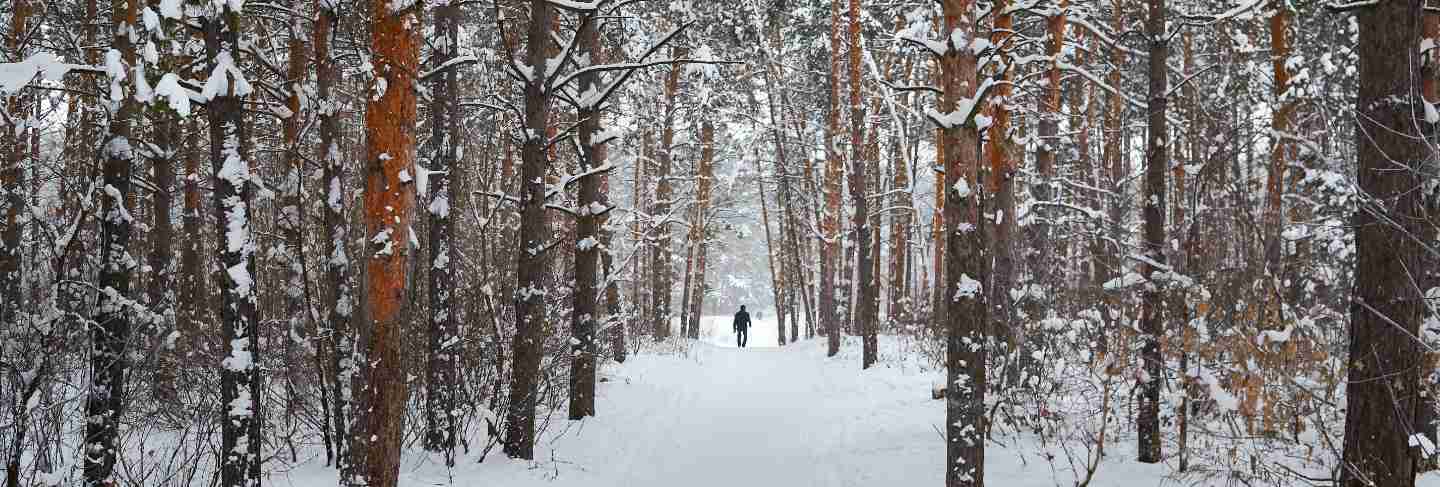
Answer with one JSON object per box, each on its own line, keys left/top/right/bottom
{"left": 736, "top": 328, "right": 748, "bottom": 348}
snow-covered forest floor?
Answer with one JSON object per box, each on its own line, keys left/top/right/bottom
{"left": 17, "top": 314, "right": 1440, "bottom": 486}
{"left": 276, "top": 316, "right": 1180, "bottom": 487}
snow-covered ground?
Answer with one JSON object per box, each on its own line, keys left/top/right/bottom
{"left": 273, "top": 315, "right": 1195, "bottom": 486}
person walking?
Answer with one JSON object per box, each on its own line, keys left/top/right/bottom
{"left": 733, "top": 305, "right": 752, "bottom": 348}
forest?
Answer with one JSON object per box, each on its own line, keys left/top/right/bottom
{"left": 0, "top": 0, "right": 1433, "bottom": 485}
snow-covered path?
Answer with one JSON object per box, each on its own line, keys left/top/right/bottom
{"left": 584, "top": 336, "right": 930, "bottom": 486}
{"left": 420, "top": 315, "right": 941, "bottom": 486}
{"left": 286, "top": 316, "right": 1163, "bottom": 486}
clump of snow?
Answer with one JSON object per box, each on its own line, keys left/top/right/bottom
{"left": 226, "top": 262, "right": 253, "bottom": 299}
{"left": 1103, "top": 272, "right": 1145, "bottom": 290}
{"left": 0, "top": 53, "right": 79, "bottom": 94}
{"left": 428, "top": 194, "right": 450, "bottom": 217}
{"left": 160, "top": 0, "right": 183, "bottom": 18}
{"left": 952, "top": 179, "right": 971, "bottom": 198}
{"left": 132, "top": 63, "right": 154, "bottom": 103}
{"left": 953, "top": 274, "right": 982, "bottom": 301}
{"left": 201, "top": 52, "right": 253, "bottom": 100}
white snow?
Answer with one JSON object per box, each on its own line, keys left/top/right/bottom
{"left": 226, "top": 262, "right": 253, "bottom": 298}
{"left": 200, "top": 52, "right": 253, "bottom": 100}
{"left": 1103, "top": 272, "right": 1145, "bottom": 290}
{"left": 0, "top": 53, "right": 82, "bottom": 95}
{"left": 1413, "top": 433, "right": 1438, "bottom": 458}
{"left": 952, "top": 179, "right": 971, "bottom": 198}
{"left": 954, "top": 273, "right": 982, "bottom": 301}
{"left": 160, "top": 0, "right": 183, "bottom": 18}
{"left": 274, "top": 325, "right": 1174, "bottom": 487}
{"left": 428, "top": 194, "right": 450, "bottom": 218}
{"left": 105, "top": 49, "right": 127, "bottom": 101}
{"left": 547, "top": 0, "right": 603, "bottom": 11}
{"left": 143, "top": 7, "right": 161, "bottom": 32}
{"left": 1256, "top": 325, "right": 1294, "bottom": 346}
{"left": 154, "top": 73, "right": 191, "bottom": 116}
{"left": 132, "top": 63, "right": 154, "bottom": 103}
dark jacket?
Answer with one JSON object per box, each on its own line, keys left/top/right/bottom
{"left": 733, "top": 310, "right": 751, "bottom": 331}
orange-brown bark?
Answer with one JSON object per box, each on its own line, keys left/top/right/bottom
{"left": 351, "top": 1, "right": 420, "bottom": 485}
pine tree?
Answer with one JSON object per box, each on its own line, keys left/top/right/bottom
{"left": 203, "top": 0, "right": 262, "bottom": 484}
{"left": 313, "top": 0, "right": 353, "bottom": 467}
{"left": 504, "top": 0, "right": 555, "bottom": 459}
{"left": 0, "top": 0, "right": 29, "bottom": 346}
{"left": 684, "top": 119, "right": 716, "bottom": 336}
{"left": 649, "top": 45, "right": 686, "bottom": 340}
{"left": 348, "top": 0, "right": 422, "bottom": 484}
{"left": 84, "top": 1, "right": 139, "bottom": 484}
{"left": 823, "top": 0, "right": 844, "bottom": 357}
{"left": 1136, "top": 0, "right": 1169, "bottom": 463}
{"left": 570, "top": 7, "right": 606, "bottom": 420}
{"left": 424, "top": 0, "right": 462, "bottom": 455}
{"left": 934, "top": 0, "right": 988, "bottom": 484}
{"left": 848, "top": 0, "right": 878, "bottom": 369}
{"left": 1339, "top": 0, "right": 1428, "bottom": 483}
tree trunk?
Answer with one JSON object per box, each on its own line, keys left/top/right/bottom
{"left": 847, "top": 0, "right": 877, "bottom": 368}
{"left": 1340, "top": 0, "right": 1427, "bottom": 484}
{"left": 424, "top": 0, "right": 462, "bottom": 455}
{"left": 1246, "top": 0, "right": 1296, "bottom": 436}
{"left": 931, "top": 126, "right": 946, "bottom": 332}
{"left": 83, "top": 1, "right": 138, "bottom": 485}
{"left": 679, "top": 220, "right": 696, "bottom": 335}
{"left": 147, "top": 104, "right": 177, "bottom": 402}
{"left": 783, "top": 161, "right": 813, "bottom": 341}
{"left": 2, "top": 6, "right": 32, "bottom": 485}
{"left": 889, "top": 140, "right": 910, "bottom": 331}
{"left": 146, "top": 0, "right": 184, "bottom": 401}
{"left": 1136, "top": 0, "right": 1169, "bottom": 463}
{"left": 504, "top": 0, "right": 554, "bottom": 460}
{"left": 1417, "top": 7, "right": 1440, "bottom": 467}
{"left": 650, "top": 47, "right": 686, "bottom": 340}
{"left": 1, "top": 0, "right": 29, "bottom": 357}
{"left": 279, "top": 16, "right": 310, "bottom": 447}
{"left": 600, "top": 144, "right": 624, "bottom": 363}
{"left": 628, "top": 129, "right": 652, "bottom": 354}
{"left": 1031, "top": 0, "right": 1065, "bottom": 295}
{"left": 1262, "top": 4, "right": 1293, "bottom": 277}
{"left": 757, "top": 153, "right": 787, "bottom": 346}
{"left": 939, "top": 1, "right": 987, "bottom": 485}
{"left": 824, "top": 0, "right": 844, "bottom": 357}
{"left": 685, "top": 120, "right": 716, "bottom": 337}
{"left": 202, "top": 2, "right": 263, "bottom": 485}
{"left": 984, "top": 0, "right": 1018, "bottom": 385}
{"left": 758, "top": 17, "right": 791, "bottom": 346}
{"left": 1176, "top": 31, "right": 1197, "bottom": 473}
{"left": 1095, "top": 3, "right": 1125, "bottom": 370}
{"left": 570, "top": 9, "right": 606, "bottom": 419}
{"left": 313, "top": 0, "right": 353, "bottom": 467}
{"left": 347, "top": 1, "right": 421, "bottom": 484}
